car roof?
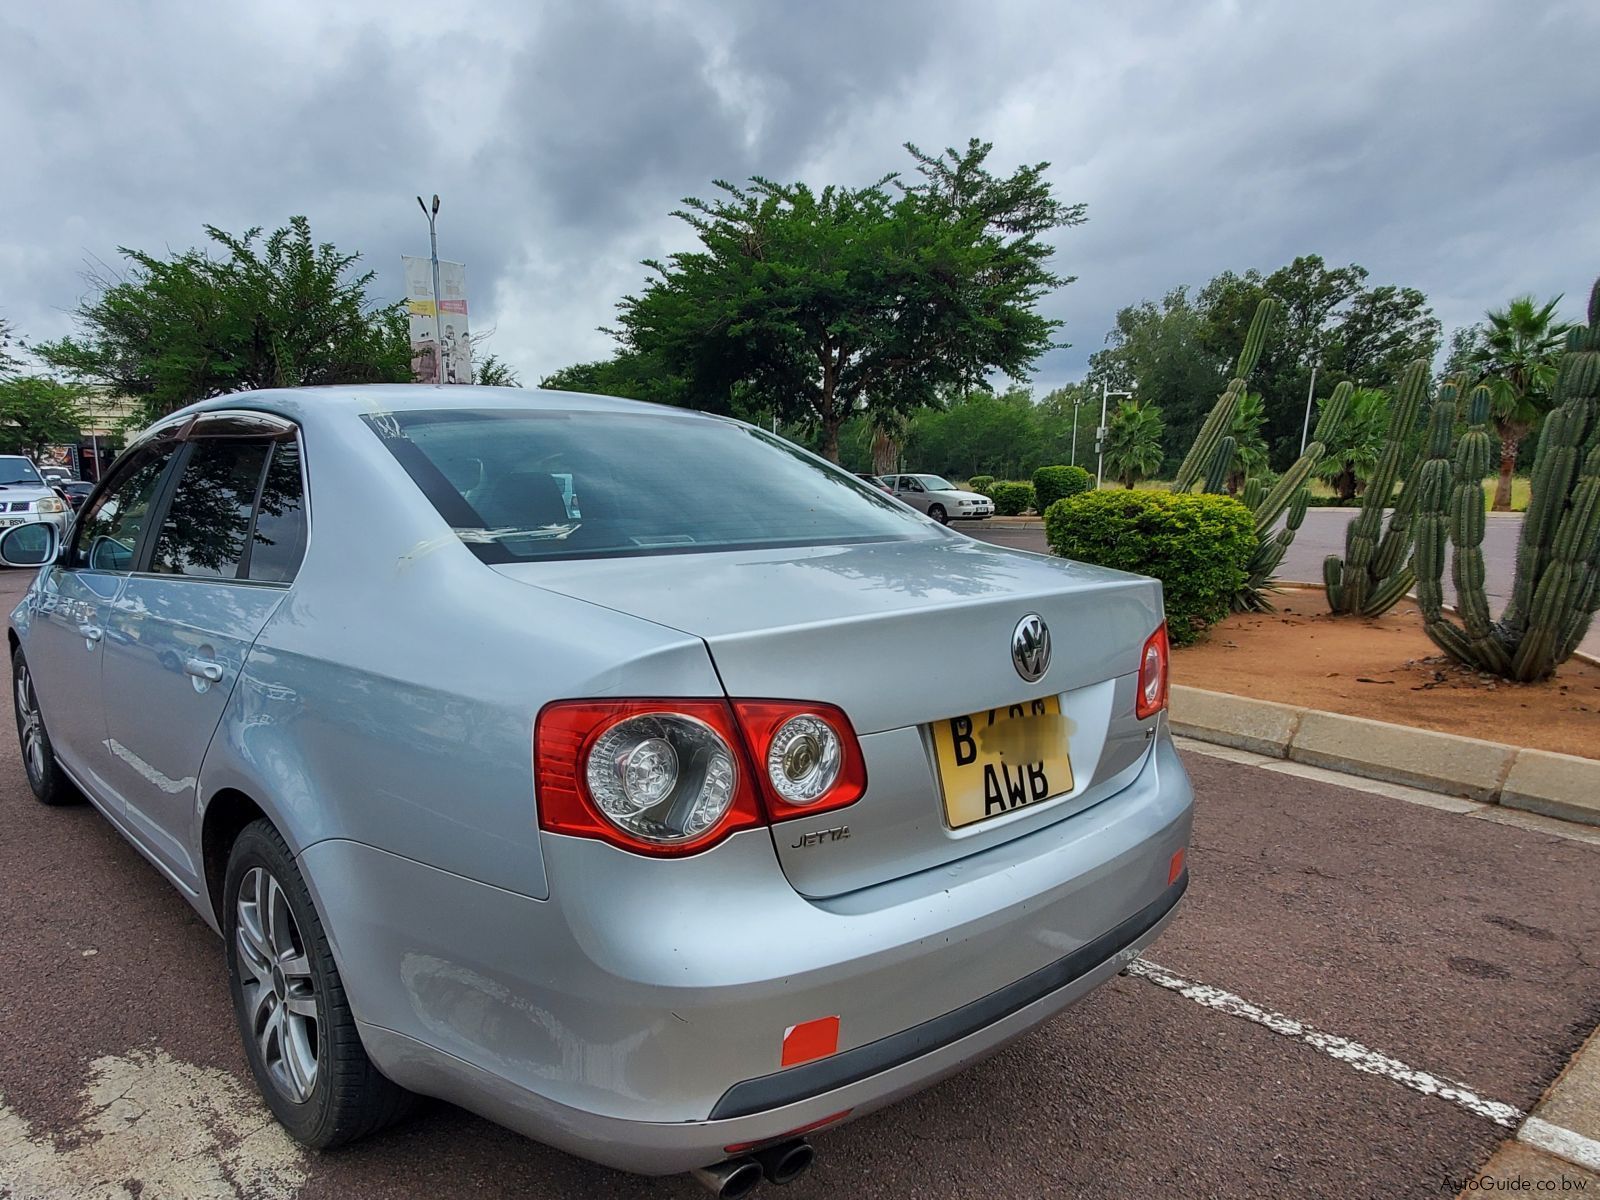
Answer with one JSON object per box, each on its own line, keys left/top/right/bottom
{"left": 159, "top": 384, "right": 719, "bottom": 427}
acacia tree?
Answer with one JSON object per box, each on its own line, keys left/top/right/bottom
{"left": 37, "top": 216, "right": 411, "bottom": 423}
{"left": 599, "top": 140, "right": 1084, "bottom": 461}
{"left": 0, "top": 317, "right": 19, "bottom": 376}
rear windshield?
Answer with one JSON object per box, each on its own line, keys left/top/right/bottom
{"left": 364, "top": 407, "right": 933, "bottom": 562}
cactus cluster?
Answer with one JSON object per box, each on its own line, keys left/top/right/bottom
{"left": 1323, "top": 359, "right": 1430, "bottom": 616}
{"left": 1172, "top": 299, "right": 1277, "bottom": 494}
{"left": 1414, "top": 278, "right": 1600, "bottom": 680}
{"left": 1232, "top": 382, "right": 1350, "bottom": 610}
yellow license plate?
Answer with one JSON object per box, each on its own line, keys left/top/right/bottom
{"left": 931, "top": 696, "right": 1073, "bottom": 828}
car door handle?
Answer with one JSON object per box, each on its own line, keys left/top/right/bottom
{"left": 184, "top": 658, "right": 225, "bottom": 683}
{"left": 78, "top": 623, "right": 103, "bottom": 646}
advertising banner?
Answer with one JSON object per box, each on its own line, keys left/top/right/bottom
{"left": 403, "top": 255, "right": 472, "bottom": 384}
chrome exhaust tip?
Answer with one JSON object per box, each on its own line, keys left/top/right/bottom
{"left": 690, "top": 1156, "right": 765, "bottom": 1199}
{"left": 754, "top": 1139, "right": 815, "bottom": 1186}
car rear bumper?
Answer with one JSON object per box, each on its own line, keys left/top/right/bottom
{"left": 301, "top": 731, "right": 1192, "bottom": 1174}
{"left": 356, "top": 874, "right": 1182, "bottom": 1173}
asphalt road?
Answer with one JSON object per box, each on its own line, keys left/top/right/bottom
{"left": 2, "top": 563, "right": 1598, "bottom": 1198}
{"left": 964, "top": 511, "right": 1600, "bottom": 660}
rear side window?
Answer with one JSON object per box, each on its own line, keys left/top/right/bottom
{"left": 363, "top": 407, "right": 932, "bottom": 563}
{"left": 151, "top": 439, "right": 273, "bottom": 578}
{"left": 68, "top": 444, "right": 179, "bottom": 571}
{"left": 247, "top": 443, "right": 308, "bottom": 583}
{"left": 147, "top": 436, "right": 308, "bottom": 583}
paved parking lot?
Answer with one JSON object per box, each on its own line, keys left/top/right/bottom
{"left": 2, "top": 563, "right": 1598, "bottom": 1198}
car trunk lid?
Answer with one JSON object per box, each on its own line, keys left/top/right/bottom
{"left": 494, "top": 536, "right": 1163, "bottom": 896}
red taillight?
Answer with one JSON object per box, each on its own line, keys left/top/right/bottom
{"left": 534, "top": 697, "right": 868, "bottom": 855}
{"left": 534, "top": 699, "right": 764, "bottom": 856}
{"left": 1135, "top": 623, "right": 1170, "bottom": 720}
{"left": 732, "top": 700, "right": 867, "bottom": 821}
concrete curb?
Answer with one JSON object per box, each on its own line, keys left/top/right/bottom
{"left": 1169, "top": 684, "right": 1600, "bottom": 826}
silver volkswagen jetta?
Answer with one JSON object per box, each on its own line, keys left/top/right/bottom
{"left": 6, "top": 386, "right": 1191, "bottom": 1192}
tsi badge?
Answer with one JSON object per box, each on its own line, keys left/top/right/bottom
{"left": 791, "top": 825, "right": 851, "bottom": 849}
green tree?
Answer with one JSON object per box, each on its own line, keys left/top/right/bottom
{"left": 474, "top": 353, "right": 522, "bottom": 387}
{"left": 0, "top": 376, "right": 84, "bottom": 459}
{"left": 37, "top": 216, "right": 411, "bottom": 424}
{"left": 1313, "top": 386, "right": 1389, "bottom": 502}
{"left": 0, "top": 317, "right": 19, "bottom": 377}
{"left": 1103, "top": 399, "right": 1165, "bottom": 488}
{"left": 596, "top": 140, "right": 1084, "bottom": 461}
{"left": 1452, "top": 295, "right": 1571, "bottom": 511}
{"left": 1225, "top": 390, "right": 1269, "bottom": 494}
{"left": 1195, "top": 256, "right": 1440, "bottom": 466}
{"left": 1086, "top": 286, "right": 1228, "bottom": 462}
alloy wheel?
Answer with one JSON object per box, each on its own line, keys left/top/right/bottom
{"left": 15, "top": 663, "right": 46, "bottom": 785}
{"left": 235, "top": 866, "right": 320, "bottom": 1103}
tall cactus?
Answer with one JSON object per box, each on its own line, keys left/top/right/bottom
{"left": 1172, "top": 298, "right": 1277, "bottom": 493}
{"left": 1233, "top": 382, "right": 1351, "bottom": 611}
{"left": 1323, "top": 360, "right": 1429, "bottom": 615}
{"left": 1414, "top": 277, "right": 1600, "bottom": 680}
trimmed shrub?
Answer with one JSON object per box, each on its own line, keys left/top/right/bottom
{"left": 967, "top": 474, "right": 996, "bottom": 495}
{"left": 1033, "top": 464, "right": 1093, "bottom": 511}
{"left": 1043, "top": 491, "right": 1257, "bottom": 645}
{"left": 989, "top": 481, "right": 1035, "bottom": 515}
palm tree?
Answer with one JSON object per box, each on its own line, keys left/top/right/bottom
{"left": 1313, "top": 386, "right": 1389, "bottom": 503}
{"left": 1103, "top": 399, "right": 1165, "bottom": 488}
{"left": 868, "top": 406, "right": 911, "bottom": 476}
{"left": 1461, "top": 295, "right": 1570, "bottom": 511}
{"left": 1226, "top": 391, "right": 1269, "bottom": 495}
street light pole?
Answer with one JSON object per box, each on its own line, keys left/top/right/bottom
{"left": 1299, "top": 363, "right": 1319, "bottom": 454}
{"left": 416, "top": 194, "right": 444, "bottom": 383}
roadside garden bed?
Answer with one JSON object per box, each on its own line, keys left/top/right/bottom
{"left": 1173, "top": 587, "right": 1600, "bottom": 760}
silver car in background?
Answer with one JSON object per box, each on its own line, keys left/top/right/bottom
{"left": 0, "top": 454, "right": 72, "bottom": 548}
{"left": 882, "top": 472, "right": 995, "bottom": 522}
{"left": 6, "top": 386, "right": 1191, "bottom": 1193}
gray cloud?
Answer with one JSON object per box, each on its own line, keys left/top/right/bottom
{"left": 4, "top": 0, "right": 1597, "bottom": 397}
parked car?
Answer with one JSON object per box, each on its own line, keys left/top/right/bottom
{"left": 853, "top": 472, "right": 893, "bottom": 494}
{"left": 57, "top": 480, "right": 96, "bottom": 511}
{"left": 881, "top": 473, "right": 995, "bottom": 522}
{"left": 3, "top": 387, "right": 1190, "bottom": 1191}
{"left": 0, "top": 455, "right": 72, "bottom": 553}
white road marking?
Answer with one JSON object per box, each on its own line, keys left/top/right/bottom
{"left": 1127, "top": 959, "right": 1526, "bottom": 1127}
{"left": 1518, "top": 1116, "right": 1600, "bottom": 1173}
{"left": 0, "top": 1049, "right": 307, "bottom": 1200}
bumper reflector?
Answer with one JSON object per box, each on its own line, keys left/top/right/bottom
{"left": 1168, "top": 848, "right": 1186, "bottom": 886}
{"left": 781, "top": 1016, "right": 840, "bottom": 1068}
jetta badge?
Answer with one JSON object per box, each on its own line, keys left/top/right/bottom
{"left": 1012, "top": 614, "right": 1051, "bottom": 682}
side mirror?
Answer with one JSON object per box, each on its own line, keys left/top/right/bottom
{"left": 0, "top": 522, "right": 61, "bottom": 568}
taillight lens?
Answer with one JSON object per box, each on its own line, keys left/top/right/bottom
{"left": 1135, "top": 623, "right": 1170, "bottom": 719}
{"left": 535, "top": 700, "right": 764, "bottom": 855}
{"left": 733, "top": 700, "right": 867, "bottom": 821}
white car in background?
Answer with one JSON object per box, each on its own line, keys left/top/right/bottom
{"left": 883, "top": 473, "right": 995, "bottom": 523}
{"left": 0, "top": 456, "right": 71, "bottom": 550}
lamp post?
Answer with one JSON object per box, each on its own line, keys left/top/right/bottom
{"left": 416, "top": 194, "right": 444, "bottom": 383}
{"left": 1299, "top": 363, "right": 1319, "bottom": 454}
{"left": 1096, "top": 382, "right": 1135, "bottom": 489}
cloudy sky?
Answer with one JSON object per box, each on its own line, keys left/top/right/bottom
{"left": 5, "top": 1, "right": 1598, "bottom": 393}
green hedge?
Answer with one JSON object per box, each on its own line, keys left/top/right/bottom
{"left": 989, "top": 481, "right": 1035, "bottom": 515}
{"left": 1043, "top": 491, "right": 1256, "bottom": 644}
{"left": 1033, "top": 464, "right": 1092, "bottom": 511}
{"left": 967, "top": 474, "right": 996, "bottom": 495}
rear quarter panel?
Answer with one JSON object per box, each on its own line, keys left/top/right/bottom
{"left": 197, "top": 404, "right": 723, "bottom": 902}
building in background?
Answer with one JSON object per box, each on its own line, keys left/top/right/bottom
{"left": 403, "top": 256, "right": 472, "bottom": 385}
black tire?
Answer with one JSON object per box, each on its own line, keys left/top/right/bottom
{"left": 928, "top": 504, "right": 948, "bottom": 524}
{"left": 224, "top": 819, "right": 414, "bottom": 1148}
{"left": 12, "top": 648, "right": 77, "bottom": 806}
